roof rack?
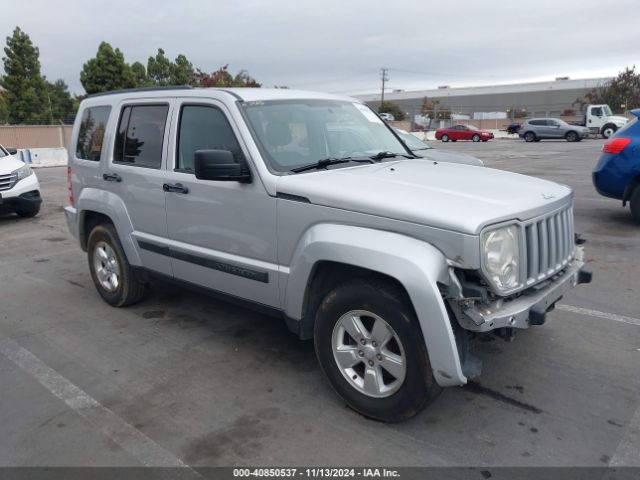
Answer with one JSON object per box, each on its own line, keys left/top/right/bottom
{"left": 87, "top": 85, "right": 193, "bottom": 98}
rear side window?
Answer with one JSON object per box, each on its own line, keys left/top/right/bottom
{"left": 114, "top": 104, "right": 169, "bottom": 169}
{"left": 176, "top": 105, "right": 244, "bottom": 172}
{"left": 530, "top": 120, "right": 544, "bottom": 126}
{"left": 76, "top": 106, "right": 111, "bottom": 161}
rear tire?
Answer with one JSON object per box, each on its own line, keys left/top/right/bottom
{"left": 441, "top": 134, "right": 449, "bottom": 142}
{"left": 472, "top": 134, "right": 481, "bottom": 142}
{"left": 314, "top": 278, "right": 441, "bottom": 422}
{"left": 524, "top": 132, "right": 536, "bottom": 142}
{"left": 87, "top": 223, "right": 148, "bottom": 307}
{"left": 630, "top": 187, "right": 640, "bottom": 225}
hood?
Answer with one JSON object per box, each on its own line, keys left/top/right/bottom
{"left": 609, "top": 115, "right": 628, "bottom": 126}
{"left": 276, "top": 160, "right": 572, "bottom": 234}
{"left": 0, "top": 154, "right": 26, "bottom": 174}
{"left": 412, "top": 148, "right": 484, "bottom": 167}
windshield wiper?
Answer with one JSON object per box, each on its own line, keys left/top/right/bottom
{"left": 290, "top": 157, "right": 373, "bottom": 174}
{"left": 370, "top": 151, "right": 404, "bottom": 161}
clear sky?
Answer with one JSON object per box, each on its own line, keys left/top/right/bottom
{"left": 1, "top": 0, "right": 638, "bottom": 95}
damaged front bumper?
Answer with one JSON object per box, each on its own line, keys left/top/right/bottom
{"left": 451, "top": 247, "right": 592, "bottom": 333}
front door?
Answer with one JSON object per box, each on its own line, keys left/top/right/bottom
{"left": 164, "top": 99, "right": 280, "bottom": 308}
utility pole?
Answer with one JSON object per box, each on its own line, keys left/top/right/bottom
{"left": 380, "top": 68, "right": 389, "bottom": 108}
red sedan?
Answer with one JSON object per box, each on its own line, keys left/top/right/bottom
{"left": 435, "top": 125, "right": 494, "bottom": 142}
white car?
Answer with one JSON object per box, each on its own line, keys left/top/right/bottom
{"left": 0, "top": 145, "right": 42, "bottom": 218}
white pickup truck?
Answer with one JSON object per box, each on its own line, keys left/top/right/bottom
{"left": 578, "top": 104, "right": 628, "bottom": 138}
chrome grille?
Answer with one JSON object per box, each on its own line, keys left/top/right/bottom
{"left": 0, "top": 173, "right": 17, "bottom": 191}
{"left": 523, "top": 205, "right": 575, "bottom": 286}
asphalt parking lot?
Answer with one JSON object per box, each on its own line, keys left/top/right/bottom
{"left": 1, "top": 138, "right": 638, "bottom": 468}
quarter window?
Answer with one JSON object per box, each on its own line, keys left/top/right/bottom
{"left": 176, "top": 105, "right": 244, "bottom": 172}
{"left": 114, "top": 105, "right": 169, "bottom": 169}
{"left": 76, "top": 106, "right": 111, "bottom": 161}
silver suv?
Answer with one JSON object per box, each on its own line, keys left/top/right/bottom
{"left": 66, "top": 87, "right": 591, "bottom": 421}
{"left": 519, "top": 118, "right": 591, "bottom": 142}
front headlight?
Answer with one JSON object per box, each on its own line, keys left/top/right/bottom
{"left": 12, "top": 164, "right": 33, "bottom": 181}
{"left": 481, "top": 225, "right": 520, "bottom": 293}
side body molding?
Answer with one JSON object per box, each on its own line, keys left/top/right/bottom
{"left": 284, "top": 224, "right": 466, "bottom": 386}
{"left": 76, "top": 188, "right": 141, "bottom": 266}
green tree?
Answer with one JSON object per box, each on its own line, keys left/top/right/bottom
{"left": 575, "top": 66, "right": 640, "bottom": 113}
{"left": 0, "top": 90, "right": 8, "bottom": 124}
{"left": 1, "top": 26, "right": 49, "bottom": 123}
{"left": 46, "top": 79, "right": 74, "bottom": 122}
{"left": 378, "top": 101, "right": 405, "bottom": 121}
{"left": 80, "top": 42, "right": 135, "bottom": 94}
{"left": 147, "top": 48, "right": 193, "bottom": 86}
{"left": 171, "top": 54, "right": 193, "bottom": 85}
{"left": 130, "top": 61, "right": 150, "bottom": 87}
{"left": 147, "top": 48, "right": 172, "bottom": 86}
{"left": 191, "top": 65, "right": 261, "bottom": 88}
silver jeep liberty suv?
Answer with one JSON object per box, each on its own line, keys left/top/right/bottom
{"left": 66, "top": 87, "right": 591, "bottom": 421}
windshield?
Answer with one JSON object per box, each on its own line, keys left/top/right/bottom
{"left": 242, "top": 99, "right": 409, "bottom": 173}
{"left": 603, "top": 105, "right": 613, "bottom": 116}
{"left": 0, "top": 145, "right": 8, "bottom": 158}
{"left": 396, "top": 130, "right": 431, "bottom": 150}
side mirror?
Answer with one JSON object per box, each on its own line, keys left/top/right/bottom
{"left": 194, "top": 150, "right": 251, "bottom": 183}
{"left": 7, "top": 148, "right": 17, "bottom": 155}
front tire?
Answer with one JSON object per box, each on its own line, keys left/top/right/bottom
{"left": 314, "top": 278, "right": 441, "bottom": 422}
{"left": 472, "top": 134, "right": 481, "bottom": 142}
{"left": 441, "top": 134, "right": 449, "bottom": 142}
{"left": 602, "top": 124, "right": 617, "bottom": 139}
{"left": 87, "top": 223, "right": 148, "bottom": 307}
{"left": 630, "top": 187, "right": 640, "bottom": 225}
{"left": 565, "top": 131, "right": 578, "bottom": 142}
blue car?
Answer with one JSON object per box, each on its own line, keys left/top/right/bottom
{"left": 593, "top": 109, "right": 640, "bottom": 224}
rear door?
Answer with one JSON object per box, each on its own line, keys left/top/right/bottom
{"left": 449, "top": 126, "right": 462, "bottom": 140}
{"left": 103, "top": 100, "right": 174, "bottom": 276}
{"left": 529, "top": 120, "right": 546, "bottom": 138}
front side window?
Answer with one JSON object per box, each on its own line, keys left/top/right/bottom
{"left": 592, "top": 107, "right": 603, "bottom": 117}
{"left": 114, "top": 104, "right": 169, "bottom": 169}
{"left": 76, "top": 106, "right": 111, "bottom": 161}
{"left": 176, "top": 105, "right": 244, "bottom": 172}
{"left": 242, "top": 100, "right": 408, "bottom": 173}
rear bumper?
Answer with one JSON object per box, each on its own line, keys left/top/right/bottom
{"left": 455, "top": 247, "right": 591, "bottom": 333}
{"left": 64, "top": 206, "right": 79, "bottom": 240}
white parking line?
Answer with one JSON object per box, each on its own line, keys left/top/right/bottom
{"left": 0, "top": 337, "right": 197, "bottom": 472}
{"left": 557, "top": 305, "right": 640, "bottom": 327}
{"left": 610, "top": 403, "right": 640, "bottom": 466}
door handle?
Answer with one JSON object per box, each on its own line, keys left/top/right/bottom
{"left": 102, "top": 173, "right": 122, "bottom": 182}
{"left": 163, "top": 183, "right": 189, "bottom": 194}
